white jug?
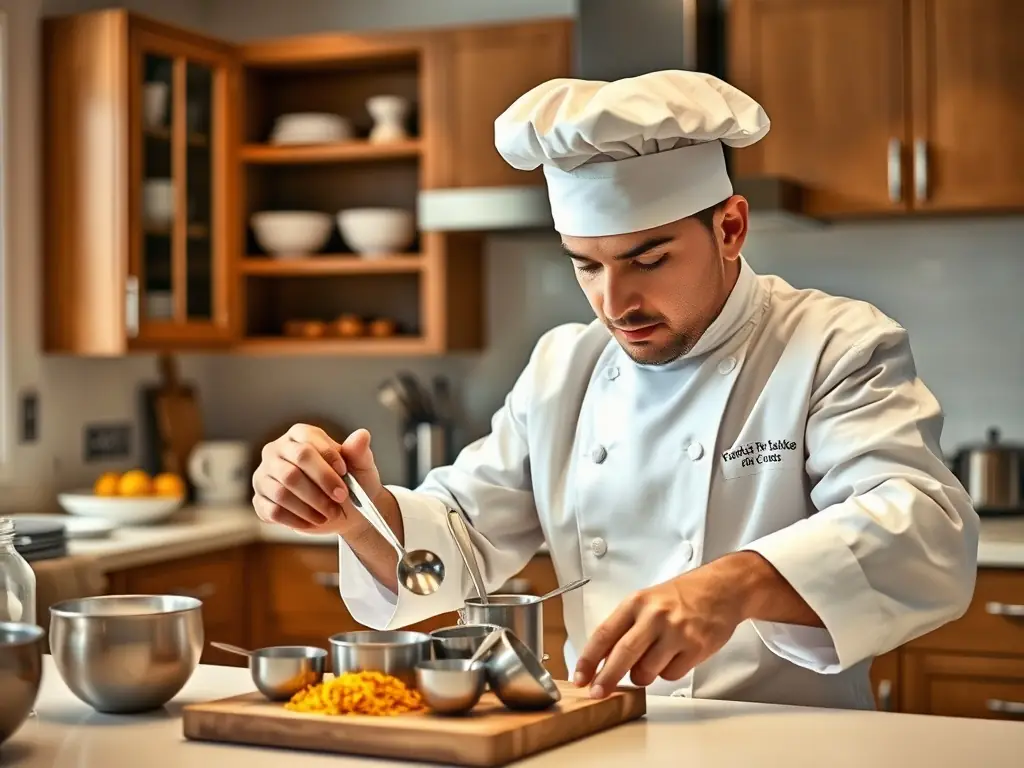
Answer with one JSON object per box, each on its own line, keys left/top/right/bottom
{"left": 187, "top": 440, "right": 250, "bottom": 505}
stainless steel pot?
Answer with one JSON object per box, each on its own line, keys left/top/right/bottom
{"left": 461, "top": 595, "right": 544, "bottom": 661}
{"left": 951, "top": 428, "right": 1024, "bottom": 514}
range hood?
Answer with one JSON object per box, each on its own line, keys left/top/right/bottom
{"left": 417, "top": 0, "right": 821, "bottom": 234}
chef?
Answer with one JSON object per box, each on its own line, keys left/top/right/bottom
{"left": 252, "top": 70, "right": 979, "bottom": 709}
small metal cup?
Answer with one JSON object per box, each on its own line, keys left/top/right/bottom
{"left": 415, "top": 659, "right": 486, "bottom": 715}
{"left": 462, "top": 595, "right": 543, "bottom": 660}
{"left": 329, "top": 630, "right": 432, "bottom": 689}
{"left": 249, "top": 646, "right": 327, "bottom": 701}
{"left": 429, "top": 623, "right": 502, "bottom": 660}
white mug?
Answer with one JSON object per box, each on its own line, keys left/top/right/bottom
{"left": 187, "top": 440, "right": 250, "bottom": 505}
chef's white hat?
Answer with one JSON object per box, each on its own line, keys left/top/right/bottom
{"left": 494, "top": 70, "right": 771, "bottom": 237}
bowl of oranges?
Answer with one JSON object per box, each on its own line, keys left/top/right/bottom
{"left": 56, "top": 469, "right": 187, "bottom": 525}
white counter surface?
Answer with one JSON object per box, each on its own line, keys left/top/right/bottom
{"left": 5, "top": 657, "right": 1022, "bottom": 767}
{"left": 23, "top": 504, "right": 1024, "bottom": 572}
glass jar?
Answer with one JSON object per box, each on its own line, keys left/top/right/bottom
{"left": 0, "top": 517, "right": 36, "bottom": 625}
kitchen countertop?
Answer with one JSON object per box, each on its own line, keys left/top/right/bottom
{"left": 27, "top": 505, "right": 1024, "bottom": 572}
{"left": 5, "top": 656, "right": 1022, "bottom": 767}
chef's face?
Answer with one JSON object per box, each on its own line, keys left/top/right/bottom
{"left": 562, "top": 195, "right": 749, "bottom": 366}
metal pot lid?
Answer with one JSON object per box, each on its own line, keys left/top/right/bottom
{"left": 957, "top": 427, "right": 1024, "bottom": 453}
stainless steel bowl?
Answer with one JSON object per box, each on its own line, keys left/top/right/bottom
{"left": 329, "top": 630, "right": 432, "bottom": 688}
{"left": 415, "top": 659, "right": 486, "bottom": 715}
{"left": 49, "top": 594, "right": 203, "bottom": 714}
{"left": 250, "top": 646, "right": 327, "bottom": 701}
{"left": 0, "top": 622, "right": 44, "bottom": 746}
{"left": 482, "top": 628, "right": 560, "bottom": 710}
{"left": 429, "top": 623, "right": 501, "bottom": 660}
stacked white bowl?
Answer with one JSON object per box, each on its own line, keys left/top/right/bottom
{"left": 269, "top": 113, "right": 353, "bottom": 145}
{"left": 251, "top": 211, "right": 334, "bottom": 258}
{"left": 337, "top": 208, "right": 416, "bottom": 257}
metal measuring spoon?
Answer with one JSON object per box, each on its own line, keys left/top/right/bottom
{"left": 342, "top": 473, "right": 445, "bottom": 595}
{"left": 528, "top": 578, "right": 590, "bottom": 603}
{"left": 446, "top": 509, "right": 488, "bottom": 604}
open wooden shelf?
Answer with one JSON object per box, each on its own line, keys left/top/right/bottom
{"left": 240, "top": 139, "right": 421, "bottom": 165}
{"left": 240, "top": 255, "right": 424, "bottom": 275}
{"left": 237, "top": 335, "right": 433, "bottom": 356}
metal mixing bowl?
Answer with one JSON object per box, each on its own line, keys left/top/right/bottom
{"left": 329, "top": 630, "right": 432, "bottom": 688}
{"left": 249, "top": 646, "right": 327, "bottom": 701}
{"left": 49, "top": 594, "right": 203, "bottom": 714}
{"left": 415, "top": 659, "right": 486, "bottom": 715}
{"left": 0, "top": 622, "right": 44, "bottom": 746}
{"left": 429, "top": 623, "right": 502, "bottom": 660}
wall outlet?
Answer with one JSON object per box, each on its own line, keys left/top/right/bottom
{"left": 84, "top": 423, "right": 132, "bottom": 462}
{"left": 19, "top": 390, "right": 39, "bottom": 444}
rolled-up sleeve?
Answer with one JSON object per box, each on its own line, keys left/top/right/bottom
{"left": 743, "top": 322, "right": 979, "bottom": 673}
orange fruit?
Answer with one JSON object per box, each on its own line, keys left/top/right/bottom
{"left": 152, "top": 472, "right": 185, "bottom": 498}
{"left": 93, "top": 472, "right": 121, "bottom": 496}
{"left": 117, "top": 469, "right": 152, "bottom": 497}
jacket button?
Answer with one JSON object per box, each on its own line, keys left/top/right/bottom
{"left": 680, "top": 541, "right": 694, "bottom": 561}
{"left": 591, "top": 445, "right": 608, "bottom": 463}
{"left": 718, "top": 357, "right": 737, "bottom": 374}
{"left": 606, "top": 366, "right": 619, "bottom": 380}
{"left": 687, "top": 442, "right": 704, "bottom": 461}
{"left": 591, "top": 537, "right": 608, "bottom": 557}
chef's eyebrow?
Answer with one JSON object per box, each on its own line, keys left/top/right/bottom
{"left": 561, "top": 235, "right": 675, "bottom": 262}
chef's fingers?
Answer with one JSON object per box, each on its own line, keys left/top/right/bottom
{"left": 278, "top": 437, "right": 348, "bottom": 506}
{"left": 265, "top": 454, "right": 337, "bottom": 519}
{"left": 573, "top": 601, "right": 636, "bottom": 686}
{"left": 659, "top": 651, "right": 697, "bottom": 682}
{"left": 628, "top": 633, "right": 681, "bottom": 687}
{"left": 284, "top": 423, "right": 347, "bottom": 475}
{"left": 340, "top": 429, "right": 376, "bottom": 474}
{"left": 590, "top": 622, "right": 657, "bottom": 698}
{"left": 252, "top": 485, "right": 320, "bottom": 529}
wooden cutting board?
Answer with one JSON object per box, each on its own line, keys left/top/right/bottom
{"left": 150, "top": 353, "right": 203, "bottom": 477}
{"left": 182, "top": 681, "right": 646, "bottom": 767}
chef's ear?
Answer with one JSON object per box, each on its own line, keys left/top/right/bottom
{"left": 718, "top": 195, "right": 748, "bottom": 256}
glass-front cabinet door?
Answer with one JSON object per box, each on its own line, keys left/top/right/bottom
{"left": 129, "top": 24, "right": 235, "bottom": 347}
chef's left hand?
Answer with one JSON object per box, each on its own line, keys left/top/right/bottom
{"left": 573, "top": 553, "right": 757, "bottom": 698}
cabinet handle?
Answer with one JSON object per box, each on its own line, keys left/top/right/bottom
{"left": 913, "top": 139, "right": 928, "bottom": 202}
{"left": 314, "top": 571, "right": 340, "bottom": 590}
{"left": 985, "top": 601, "right": 1024, "bottom": 617}
{"left": 887, "top": 138, "right": 902, "bottom": 203}
{"left": 125, "top": 276, "right": 139, "bottom": 338}
{"left": 876, "top": 679, "right": 893, "bottom": 711}
{"left": 987, "top": 699, "right": 1024, "bottom": 715}
{"left": 174, "top": 582, "right": 216, "bottom": 600}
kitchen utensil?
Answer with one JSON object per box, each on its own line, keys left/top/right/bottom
{"left": 55, "top": 492, "right": 184, "bottom": 525}
{"left": 0, "top": 622, "right": 44, "bottom": 746}
{"left": 49, "top": 594, "right": 203, "bottom": 713}
{"left": 413, "top": 423, "right": 448, "bottom": 485}
{"left": 446, "top": 509, "right": 487, "bottom": 604}
{"left": 429, "top": 623, "right": 502, "bottom": 660}
{"left": 250, "top": 210, "right": 334, "bottom": 256}
{"left": 415, "top": 658, "right": 486, "bottom": 715}
{"left": 182, "top": 680, "right": 647, "bottom": 766}
{"left": 337, "top": 207, "right": 415, "bottom": 256}
{"left": 328, "top": 630, "right": 432, "bottom": 688}
{"left": 210, "top": 642, "right": 326, "bottom": 701}
{"left": 341, "top": 472, "right": 444, "bottom": 595}
{"left": 529, "top": 578, "right": 590, "bottom": 604}
{"left": 950, "top": 428, "right": 1024, "bottom": 514}
{"left": 396, "top": 371, "right": 435, "bottom": 421}
{"left": 481, "top": 628, "right": 560, "bottom": 711}
{"left": 462, "top": 594, "right": 544, "bottom": 661}
{"left": 151, "top": 354, "right": 204, "bottom": 479}
{"left": 187, "top": 440, "right": 251, "bottom": 505}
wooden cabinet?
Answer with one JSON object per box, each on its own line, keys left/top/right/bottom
{"left": 42, "top": 12, "right": 573, "bottom": 357}
{"left": 728, "top": 0, "right": 1024, "bottom": 219}
{"left": 43, "top": 11, "right": 237, "bottom": 355}
{"left": 105, "top": 546, "right": 250, "bottom": 667}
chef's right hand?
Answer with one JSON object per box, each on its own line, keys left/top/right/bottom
{"left": 252, "top": 425, "right": 383, "bottom": 535}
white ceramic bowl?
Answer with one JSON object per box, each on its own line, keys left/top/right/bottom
{"left": 270, "top": 112, "right": 352, "bottom": 144}
{"left": 250, "top": 211, "right": 334, "bottom": 257}
{"left": 336, "top": 208, "right": 415, "bottom": 257}
{"left": 56, "top": 492, "right": 185, "bottom": 525}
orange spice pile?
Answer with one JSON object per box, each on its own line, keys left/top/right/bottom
{"left": 285, "top": 670, "right": 424, "bottom": 716}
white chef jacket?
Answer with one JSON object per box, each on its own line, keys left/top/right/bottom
{"left": 337, "top": 256, "right": 978, "bottom": 709}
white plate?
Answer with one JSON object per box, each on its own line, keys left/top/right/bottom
{"left": 56, "top": 491, "right": 184, "bottom": 525}
{"left": 8, "top": 514, "right": 117, "bottom": 540}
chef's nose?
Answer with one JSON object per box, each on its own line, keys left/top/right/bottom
{"left": 602, "top": 272, "right": 640, "bottom": 321}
